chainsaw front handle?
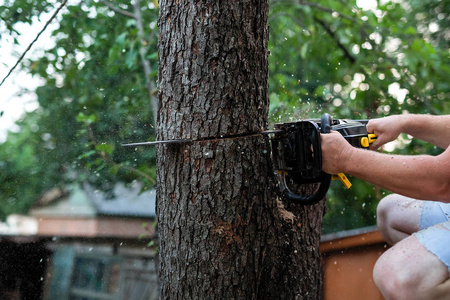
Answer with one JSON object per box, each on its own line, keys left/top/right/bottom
{"left": 278, "top": 170, "right": 330, "bottom": 205}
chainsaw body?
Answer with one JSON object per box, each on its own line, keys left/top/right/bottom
{"left": 272, "top": 113, "right": 375, "bottom": 205}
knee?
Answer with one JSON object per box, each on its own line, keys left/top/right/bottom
{"left": 377, "top": 194, "right": 400, "bottom": 219}
{"left": 376, "top": 195, "right": 399, "bottom": 232}
{"left": 376, "top": 194, "right": 422, "bottom": 245}
{"left": 373, "top": 258, "right": 400, "bottom": 299}
{"left": 373, "top": 252, "right": 418, "bottom": 300}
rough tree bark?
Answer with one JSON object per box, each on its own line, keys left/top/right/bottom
{"left": 156, "top": 0, "right": 326, "bottom": 299}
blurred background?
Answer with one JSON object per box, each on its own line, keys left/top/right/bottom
{"left": 1, "top": 0, "right": 448, "bottom": 232}
{"left": 0, "top": 0, "right": 448, "bottom": 298}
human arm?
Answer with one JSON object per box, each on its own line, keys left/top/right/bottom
{"left": 367, "top": 114, "right": 450, "bottom": 150}
{"left": 321, "top": 131, "right": 450, "bottom": 202}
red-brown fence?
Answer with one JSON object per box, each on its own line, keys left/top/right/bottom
{"left": 321, "top": 227, "right": 388, "bottom": 300}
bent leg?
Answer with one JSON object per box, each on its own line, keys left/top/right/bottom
{"left": 377, "top": 194, "right": 422, "bottom": 245}
{"left": 373, "top": 223, "right": 450, "bottom": 300}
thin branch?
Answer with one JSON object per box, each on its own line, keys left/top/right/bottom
{"left": 300, "top": 1, "right": 359, "bottom": 23}
{"left": 133, "top": 0, "right": 158, "bottom": 125}
{"left": 119, "top": 165, "right": 156, "bottom": 184}
{"left": 0, "top": 0, "right": 68, "bottom": 88}
{"left": 98, "top": 0, "right": 135, "bottom": 19}
{"left": 313, "top": 16, "right": 356, "bottom": 64}
{"left": 100, "top": 0, "right": 157, "bottom": 124}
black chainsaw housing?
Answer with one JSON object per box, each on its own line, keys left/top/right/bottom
{"left": 331, "top": 119, "right": 371, "bottom": 148}
{"left": 273, "top": 114, "right": 371, "bottom": 205}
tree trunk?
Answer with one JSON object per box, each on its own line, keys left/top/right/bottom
{"left": 156, "top": 1, "right": 325, "bottom": 299}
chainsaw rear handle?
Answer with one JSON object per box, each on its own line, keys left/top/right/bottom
{"left": 279, "top": 113, "right": 332, "bottom": 205}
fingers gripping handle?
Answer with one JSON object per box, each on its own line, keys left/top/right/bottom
{"left": 319, "top": 114, "right": 333, "bottom": 193}
{"left": 321, "top": 113, "right": 352, "bottom": 189}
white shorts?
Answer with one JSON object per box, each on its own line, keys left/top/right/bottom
{"left": 414, "top": 201, "right": 450, "bottom": 272}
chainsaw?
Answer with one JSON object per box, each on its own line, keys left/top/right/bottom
{"left": 122, "top": 113, "right": 377, "bottom": 205}
{"left": 271, "top": 113, "right": 376, "bottom": 205}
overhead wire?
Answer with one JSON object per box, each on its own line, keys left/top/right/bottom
{"left": 0, "top": 0, "right": 68, "bottom": 88}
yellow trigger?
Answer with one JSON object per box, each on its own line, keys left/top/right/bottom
{"left": 332, "top": 173, "right": 352, "bottom": 189}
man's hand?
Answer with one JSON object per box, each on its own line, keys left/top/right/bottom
{"left": 366, "top": 115, "right": 407, "bottom": 150}
{"left": 321, "top": 131, "right": 355, "bottom": 174}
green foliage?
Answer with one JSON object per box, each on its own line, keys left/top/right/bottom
{"left": 0, "top": 0, "right": 54, "bottom": 40}
{"left": 0, "top": 0, "right": 158, "bottom": 217}
{"left": 0, "top": 0, "right": 448, "bottom": 232}
{"left": 269, "top": 0, "right": 449, "bottom": 123}
{"left": 268, "top": 0, "right": 449, "bottom": 233}
{"left": 0, "top": 113, "right": 63, "bottom": 219}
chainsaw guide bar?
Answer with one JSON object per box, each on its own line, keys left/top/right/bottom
{"left": 121, "top": 129, "right": 284, "bottom": 147}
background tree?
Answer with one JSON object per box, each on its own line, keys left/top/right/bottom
{"left": 0, "top": 0, "right": 160, "bottom": 218}
{"left": 267, "top": 0, "right": 449, "bottom": 232}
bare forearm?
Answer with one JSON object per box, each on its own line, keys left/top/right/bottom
{"left": 398, "top": 114, "right": 450, "bottom": 149}
{"left": 344, "top": 147, "right": 450, "bottom": 202}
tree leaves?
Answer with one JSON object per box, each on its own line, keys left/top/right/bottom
{"left": 268, "top": 0, "right": 449, "bottom": 233}
{"left": 0, "top": 0, "right": 448, "bottom": 230}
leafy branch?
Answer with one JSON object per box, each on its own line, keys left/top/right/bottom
{"left": 313, "top": 16, "right": 356, "bottom": 64}
{"left": 79, "top": 113, "right": 156, "bottom": 185}
{"left": 97, "top": 0, "right": 135, "bottom": 18}
{"left": 97, "top": 0, "right": 158, "bottom": 125}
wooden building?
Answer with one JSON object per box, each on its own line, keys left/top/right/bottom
{"left": 321, "top": 226, "right": 388, "bottom": 300}
{"left": 0, "top": 182, "right": 158, "bottom": 300}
